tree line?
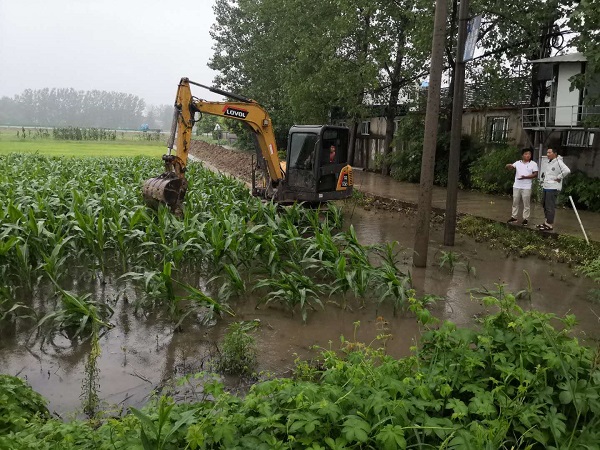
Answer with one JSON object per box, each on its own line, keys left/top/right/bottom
{"left": 0, "top": 87, "right": 174, "bottom": 131}
{"left": 209, "top": 0, "right": 597, "bottom": 171}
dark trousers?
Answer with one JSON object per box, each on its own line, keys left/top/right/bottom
{"left": 542, "top": 189, "right": 558, "bottom": 225}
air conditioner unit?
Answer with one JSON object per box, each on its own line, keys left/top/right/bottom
{"left": 562, "top": 130, "right": 589, "bottom": 147}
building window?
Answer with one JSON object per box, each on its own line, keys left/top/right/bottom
{"left": 562, "top": 130, "right": 593, "bottom": 147}
{"left": 487, "top": 117, "right": 509, "bottom": 143}
{"left": 360, "top": 121, "right": 370, "bottom": 135}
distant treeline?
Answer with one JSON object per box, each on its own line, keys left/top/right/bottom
{"left": 14, "top": 126, "right": 165, "bottom": 142}
{"left": 0, "top": 88, "right": 173, "bottom": 130}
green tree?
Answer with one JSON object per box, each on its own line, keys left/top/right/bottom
{"left": 463, "top": 0, "right": 577, "bottom": 108}
{"left": 571, "top": 0, "right": 600, "bottom": 103}
{"left": 209, "top": 0, "right": 432, "bottom": 156}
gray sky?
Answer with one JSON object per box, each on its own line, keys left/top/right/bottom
{"left": 0, "top": 0, "right": 220, "bottom": 107}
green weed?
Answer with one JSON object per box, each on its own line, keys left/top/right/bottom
{"left": 216, "top": 320, "right": 259, "bottom": 376}
{"left": 3, "top": 290, "right": 600, "bottom": 448}
{"left": 438, "top": 250, "right": 461, "bottom": 272}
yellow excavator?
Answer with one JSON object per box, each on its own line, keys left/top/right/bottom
{"left": 142, "top": 78, "right": 353, "bottom": 213}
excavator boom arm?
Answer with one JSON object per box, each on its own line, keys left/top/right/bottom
{"left": 143, "top": 78, "right": 283, "bottom": 214}
{"left": 173, "top": 78, "right": 283, "bottom": 182}
{"left": 190, "top": 100, "right": 283, "bottom": 182}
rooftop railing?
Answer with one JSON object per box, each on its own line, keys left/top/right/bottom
{"left": 522, "top": 105, "right": 600, "bottom": 129}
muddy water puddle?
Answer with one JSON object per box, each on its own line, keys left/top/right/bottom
{"left": 1, "top": 204, "right": 598, "bottom": 416}
{"left": 349, "top": 206, "right": 599, "bottom": 328}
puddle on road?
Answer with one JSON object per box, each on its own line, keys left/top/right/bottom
{"left": 1, "top": 204, "right": 598, "bottom": 416}
{"left": 348, "top": 205, "right": 599, "bottom": 331}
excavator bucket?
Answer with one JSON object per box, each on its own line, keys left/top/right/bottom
{"left": 142, "top": 172, "right": 188, "bottom": 214}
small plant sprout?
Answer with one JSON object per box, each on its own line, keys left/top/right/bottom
{"left": 516, "top": 269, "right": 533, "bottom": 301}
{"left": 438, "top": 250, "right": 461, "bottom": 273}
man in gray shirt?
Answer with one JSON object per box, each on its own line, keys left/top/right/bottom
{"left": 536, "top": 148, "right": 571, "bottom": 231}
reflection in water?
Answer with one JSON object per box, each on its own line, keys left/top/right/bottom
{"left": 0, "top": 204, "right": 598, "bottom": 415}
{"left": 81, "top": 331, "right": 101, "bottom": 418}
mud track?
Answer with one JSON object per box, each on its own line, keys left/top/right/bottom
{"left": 189, "top": 140, "right": 253, "bottom": 182}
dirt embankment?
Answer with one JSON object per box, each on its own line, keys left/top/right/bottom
{"left": 189, "top": 140, "right": 253, "bottom": 182}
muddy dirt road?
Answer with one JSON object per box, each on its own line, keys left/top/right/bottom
{"left": 190, "top": 140, "right": 253, "bottom": 182}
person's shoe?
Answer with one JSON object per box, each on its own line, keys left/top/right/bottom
{"left": 507, "top": 217, "right": 517, "bottom": 223}
{"left": 522, "top": 219, "right": 528, "bottom": 226}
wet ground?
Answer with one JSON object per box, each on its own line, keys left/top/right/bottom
{"left": 1, "top": 142, "right": 598, "bottom": 416}
{"left": 190, "top": 139, "right": 600, "bottom": 241}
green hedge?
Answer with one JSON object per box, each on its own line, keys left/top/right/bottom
{"left": 389, "top": 118, "right": 482, "bottom": 188}
{"left": 469, "top": 146, "right": 521, "bottom": 194}
{"left": 561, "top": 172, "right": 600, "bottom": 212}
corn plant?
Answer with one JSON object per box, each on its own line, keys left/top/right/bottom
{"left": 303, "top": 225, "right": 341, "bottom": 264}
{"left": 120, "top": 260, "right": 176, "bottom": 311}
{"left": 254, "top": 263, "right": 325, "bottom": 323}
{"left": 437, "top": 250, "right": 461, "bottom": 273}
{"left": 170, "top": 279, "right": 232, "bottom": 330}
{"left": 324, "top": 203, "right": 344, "bottom": 230}
{"left": 38, "top": 283, "right": 113, "bottom": 341}
{"left": 210, "top": 263, "right": 246, "bottom": 302}
{"left": 374, "top": 264, "right": 413, "bottom": 316}
{"left": 130, "top": 396, "right": 197, "bottom": 450}
{"left": 72, "top": 194, "right": 106, "bottom": 272}
{"left": 13, "top": 242, "right": 36, "bottom": 291}
{"left": 0, "top": 285, "right": 31, "bottom": 323}
{"left": 40, "top": 237, "right": 72, "bottom": 283}
{"left": 324, "top": 256, "right": 352, "bottom": 303}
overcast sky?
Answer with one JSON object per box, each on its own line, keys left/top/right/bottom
{"left": 0, "top": 0, "right": 221, "bottom": 107}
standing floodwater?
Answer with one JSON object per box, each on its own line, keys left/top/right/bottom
{"left": 1, "top": 200, "right": 597, "bottom": 416}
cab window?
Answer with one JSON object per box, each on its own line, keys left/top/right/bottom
{"left": 289, "top": 132, "right": 318, "bottom": 170}
{"left": 321, "top": 129, "right": 348, "bottom": 165}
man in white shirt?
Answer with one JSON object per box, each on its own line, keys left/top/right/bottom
{"left": 505, "top": 148, "right": 539, "bottom": 226}
{"left": 536, "top": 147, "right": 570, "bottom": 231}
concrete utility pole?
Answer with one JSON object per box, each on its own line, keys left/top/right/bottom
{"left": 443, "top": 0, "right": 470, "bottom": 246}
{"left": 413, "top": 0, "right": 448, "bottom": 267}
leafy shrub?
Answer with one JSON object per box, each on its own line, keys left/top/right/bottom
{"left": 389, "top": 116, "right": 483, "bottom": 187}
{"left": 217, "top": 321, "right": 259, "bottom": 376}
{"left": 561, "top": 172, "right": 600, "bottom": 212}
{"left": 389, "top": 115, "right": 426, "bottom": 182}
{"left": 389, "top": 140, "right": 423, "bottom": 182}
{"left": 470, "top": 145, "right": 521, "bottom": 194}
{"left": 0, "top": 375, "right": 49, "bottom": 434}
{"left": 439, "top": 133, "right": 485, "bottom": 188}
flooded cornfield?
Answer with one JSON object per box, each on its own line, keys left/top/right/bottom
{"left": 1, "top": 178, "right": 598, "bottom": 417}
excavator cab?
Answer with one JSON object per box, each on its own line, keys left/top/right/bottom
{"left": 278, "top": 125, "right": 352, "bottom": 202}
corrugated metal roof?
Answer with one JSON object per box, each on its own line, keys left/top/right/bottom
{"left": 530, "top": 52, "right": 587, "bottom": 64}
